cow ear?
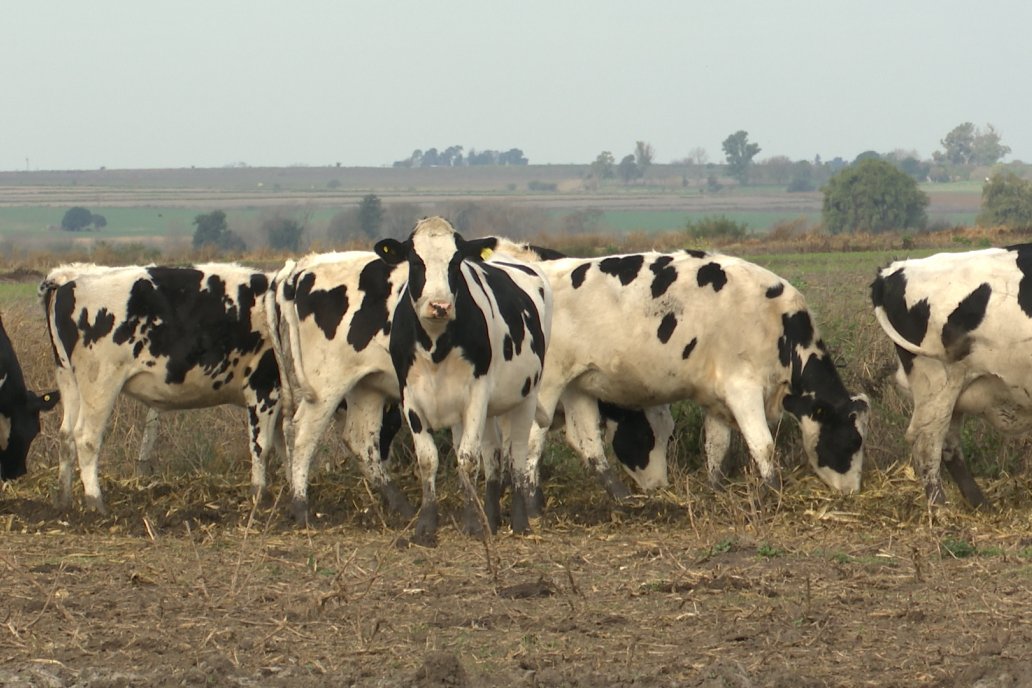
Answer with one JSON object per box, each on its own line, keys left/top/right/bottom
{"left": 28, "top": 390, "right": 60, "bottom": 412}
{"left": 462, "top": 238, "right": 497, "bottom": 262}
{"left": 782, "top": 393, "right": 813, "bottom": 418}
{"left": 375, "top": 239, "right": 407, "bottom": 265}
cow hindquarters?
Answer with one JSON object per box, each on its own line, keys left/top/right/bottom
{"left": 66, "top": 368, "right": 125, "bottom": 513}
{"left": 54, "top": 366, "right": 80, "bottom": 511}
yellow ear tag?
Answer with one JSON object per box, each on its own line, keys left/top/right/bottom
{"left": 480, "top": 247, "right": 494, "bottom": 260}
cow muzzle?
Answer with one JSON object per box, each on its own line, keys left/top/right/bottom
{"left": 426, "top": 301, "right": 453, "bottom": 320}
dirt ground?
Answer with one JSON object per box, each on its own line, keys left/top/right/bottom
{"left": 3, "top": 462, "right": 1032, "bottom": 688}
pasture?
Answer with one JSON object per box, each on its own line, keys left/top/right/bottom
{"left": 3, "top": 240, "right": 1032, "bottom": 687}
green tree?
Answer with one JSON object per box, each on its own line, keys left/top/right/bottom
{"left": 90, "top": 213, "right": 107, "bottom": 229}
{"left": 634, "top": 141, "right": 654, "bottom": 176}
{"left": 972, "top": 124, "right": 1011, "bottom": 165}
{"left": 821, "top": 158, "right": 929, "bottom": 234}
{"left": 263, "top": 215, "right": 305, "bottom": 252}
{"left": 786, "top": 161, "right": 816, "bottom": 193}
{"left": 937, "top": 122, "right": 976, "bottom": 165}
{"left": 722, "top": 130, "right": 761, "bottom": 184}
{"left": 977, "top": 173, "right": 1032, "bottom": 229}
{"left": 357, "top": 194, "right": 384, "bottom": 238}
{"left": 192, "top": 210, "right": 245, "bottom": 251}
{"left": 61, "top": 206, "right": 94, "bottom": 231}
{"left": 617, "top": 154, "right": 640, "bottom": 184}
{"left": 590, "top": 151, "right": 615, "bottom": 180}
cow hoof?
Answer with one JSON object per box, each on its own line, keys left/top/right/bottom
{"left": 136, "top": 461, "right": 156, "bottom": 478}
{"left": 380, "top": 484, "right": 417, "bottom": 520}
{"left": 600, "top": 468, "right": 632, "bottom": 502}
{"left": 413, "top": 505, "right": 438, "bottom": 547}
{"left": 250, "top": 486, "right": 273, "bottom": 507}
{"left": 924, "top": 482, "right": 947, "bottom": 506}
{"left": 461, "top": 501, "right": 485, "bottom": 538}
{"left": 290, "top": 498, "right": 310, "bottom": 526}
{"left": 511, "top": 488, "right": 531, "bottom": 535}
{"left": 485, "top": 479, "right": 502, "bottom": 535}
{"left": 526, "top": 486, "right": 545, "bottom": 519}
{"left": 84, "top": 495, "right": 107, "bottom": 515}
{"left": 708, "top": 470, "right": 729, "bottom": 492}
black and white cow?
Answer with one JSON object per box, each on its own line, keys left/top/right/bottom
{"left": 871, "top": 244, "right": 1032, "bottom": 507}
{"left": 505, "top": 248, "right": 870, "bottom": 504}
{"left": 374, "top": 217, "right": 552, "bottom": 545}
{"left": 268, "top": 250, "right": 413, "bottom": 524}
{"left": 1, "top": 313, "right": 60, "bottom": 480}
{"left": 40, "top": 263, "right": 282, "bottom": 512}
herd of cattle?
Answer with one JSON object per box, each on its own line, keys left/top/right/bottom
{"left": 2, "top": 216, "right": 1031, "bottom": 544}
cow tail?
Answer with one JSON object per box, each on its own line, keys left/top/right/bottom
{"left": 872, "top": 306, "right": 938, "bottom": 357}
{"left": 270, "top": 262, "right": 317, "bottom": 404}
{"left": 38, "top": 276, "right": 72, "bottom": 370}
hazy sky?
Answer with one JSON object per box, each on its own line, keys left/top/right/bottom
{"left": 4, "top": 1, "right": 1031, "bottom": 171}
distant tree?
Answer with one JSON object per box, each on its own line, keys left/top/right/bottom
{"left": 822, "top": 158, "right": 929, "bottom": 234}
{"left": 499, "top": 148, "right": 528, "bottom": 165}
{"left": 263, "top": 215, "right": 305, "bottom": 252}
{"left": 326, "top": 209, "right": 358, "bottom": 243}
{"left": 617, "top": 154, "right": 640, "bottom": 184}
{"left": 762, "top": 155, "right": 794, "bottom": 185}
{"left": 853, "top": 150, "right": 881, "bottom": 164}
{"left": 61, "top": 206, "right": 94, "bottom": 231}
{"left": 721, "top": 130, "right": 761, "bottom": 184}
{"left": 440, "top": 145, "right": 464, "bottom": 166}
{"left": 895, "top": 156, "right": 931, "bottom": 181}
{"left": 589, "top": 151, "right": 615, "bottom": 180}
{"left": 977, "top": 172, "right": 1032, "bottom": 229}
{"left": 192, "top": 210, "right": 246, "bottom": 251}
{"left": 685, "top": 146, "right": 709, "bottom": 166}
{"left": 634, "top": 141, "right": 654, "bottom": 175}
{"left": 786, "top": 161, "right": 816, "bottom": 193}
{"left": 357, "top": 194, "right": 384, "bottom": 238}
{"left": 90, "top": 213, "right": 108, "bottom": 229}
{"left": 937, "top": 122, "right": 976, "bottom": 165}
{"left": 467, "top": 149, "right": 498, "bottom": 165}
{"left": 421, "top": 148, "right": 441, "bottom": 167}
{"left": 971, "top": 124, "right": 1011, "bottom": 165}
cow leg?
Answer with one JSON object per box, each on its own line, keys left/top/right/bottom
{"left": 481, "top": 418, "right": 503, "bottom": 534}
{"left": 406, "top": 407, "right": 440, "bottom": 546}
{"left": 906, "top": 360, "right": 964, "bottom": 505}
{"left": 456, "top": 402, "right": 491, "bottom": 539}
{"left": 704, "top": 413, "right": 734, "bottom": 490}
{"left": 70, "top": 378, "right": 124, "bottom": 514}
{"left": 341, "top": 389, "right": 415, "bottom": 520}
{"left": 244, "top": 397, "right": 280, "bottom": 505}
{"left": 561, "top": 389, "right": 632, "bottom": 502}
{"left": 941, "top": 418, "right": 989, "bottom": 508}
{"left": 136, "top": 407, "right": 160, "bottom": 477}
{"left": 507, "top": 397, "right": 539, "bottom": 535}
{"left": 723, "top": 386, "right": 780, "bottom": 492}
{"left": 54, "top": 367, "right": 80, "bottom": 511}
{"left": 287, "top": 396, "right": 338, "bottom": 524}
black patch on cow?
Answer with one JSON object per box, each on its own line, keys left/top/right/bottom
{"left": 778, "top": 311, "right": 815, "bottom": 367}
{"left": 1007, "top": 243, "right": 1032, "bottom": 317}
{"left": 78, "top": 307, "right": 115, "bottom": 347}
{"left": 503, "top": 335, "right": 514, "bottom": 361}
{"left": 103, "top": 267, "right": 266, "bottom": 387}
{"left": 249, "top": 273, "right": 269, "bottom": 296}
{"left": 380, "top": 404, "right": 402, "bottom": 459}
{"left": 480, "top": 262, "right": 547, "bottom": 365}
{"left": 600, "top": 255, "right": 645, "bottom": 286}
{"left": 657, "top": 313, "right": 677, "bottom": 344}
{"left": 697, "top": 263, "right": 728, "bottom": 292}
{"left": 870, "top": 268, "right": 930, "bottom": 348}
{"left": 52, "top": 282, "right": 79, "bottom": 362}
{"left": 598, "top": 401, "right": 654, "bottom": 471}
{"left": 682, "top": 337, "right": 698, "bottom": 359}
{"left": 649, "top": 256, "right": 677, "bottom": 298}
{"left": 294, "top": 271, "right": 348, "bottom": 341}
{"left": 684, "top": 249, "right": 707, "bottom": 259}
{"left": 407, "top": 409, "right": 423, "bottom": 434}
{"left": 571, "top": 263, "right": 591, "bottom": 289}
{"left": 522, "top": 377, "right": 532, "bottom": 397}
{"left": 246, "top": 349, "right": 280, "bottom": 414}
{"left": 0, "top": 314, "right": 58, "bottom": 480}
{"left": 895, "top": 344, "right": 916, "bottom": 376}
{"left": 941, "top": 282, "right": 991, "bottom": 360}
{"left": 348, "top": 260, "right": 397, "bottom": 352}
{"left": 495, "top": 260, "right": 540, "bottom": 277}
{"left": 766, "top": 283, "right": 784, "bottom": 299}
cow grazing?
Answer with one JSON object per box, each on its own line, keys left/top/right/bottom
{"left": 40, "top": 263, "right": 282, "bottom": 512}
{"left": 1, "top": 314, "right": 60, "bottom": 480}
{"left": 505, "top": 248, "right": 870, "bottom": 503}
{"left": 268, "top": 250, "right": 413, "bottom": 524}
{"left": 871, "top": 244, "right": 1032, "bottom": 507}
{"left": 375, "top": 217, "right": 552, "bottom": 545}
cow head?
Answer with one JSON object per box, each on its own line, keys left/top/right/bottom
{"left": 0, "top": 386, "right": 60, "bottom": 481}
{"left": 783, "top": 392, "right": 870, "bottom": 493}
{"left": 374, "top": 217, "right": 494, "bottom": 331}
